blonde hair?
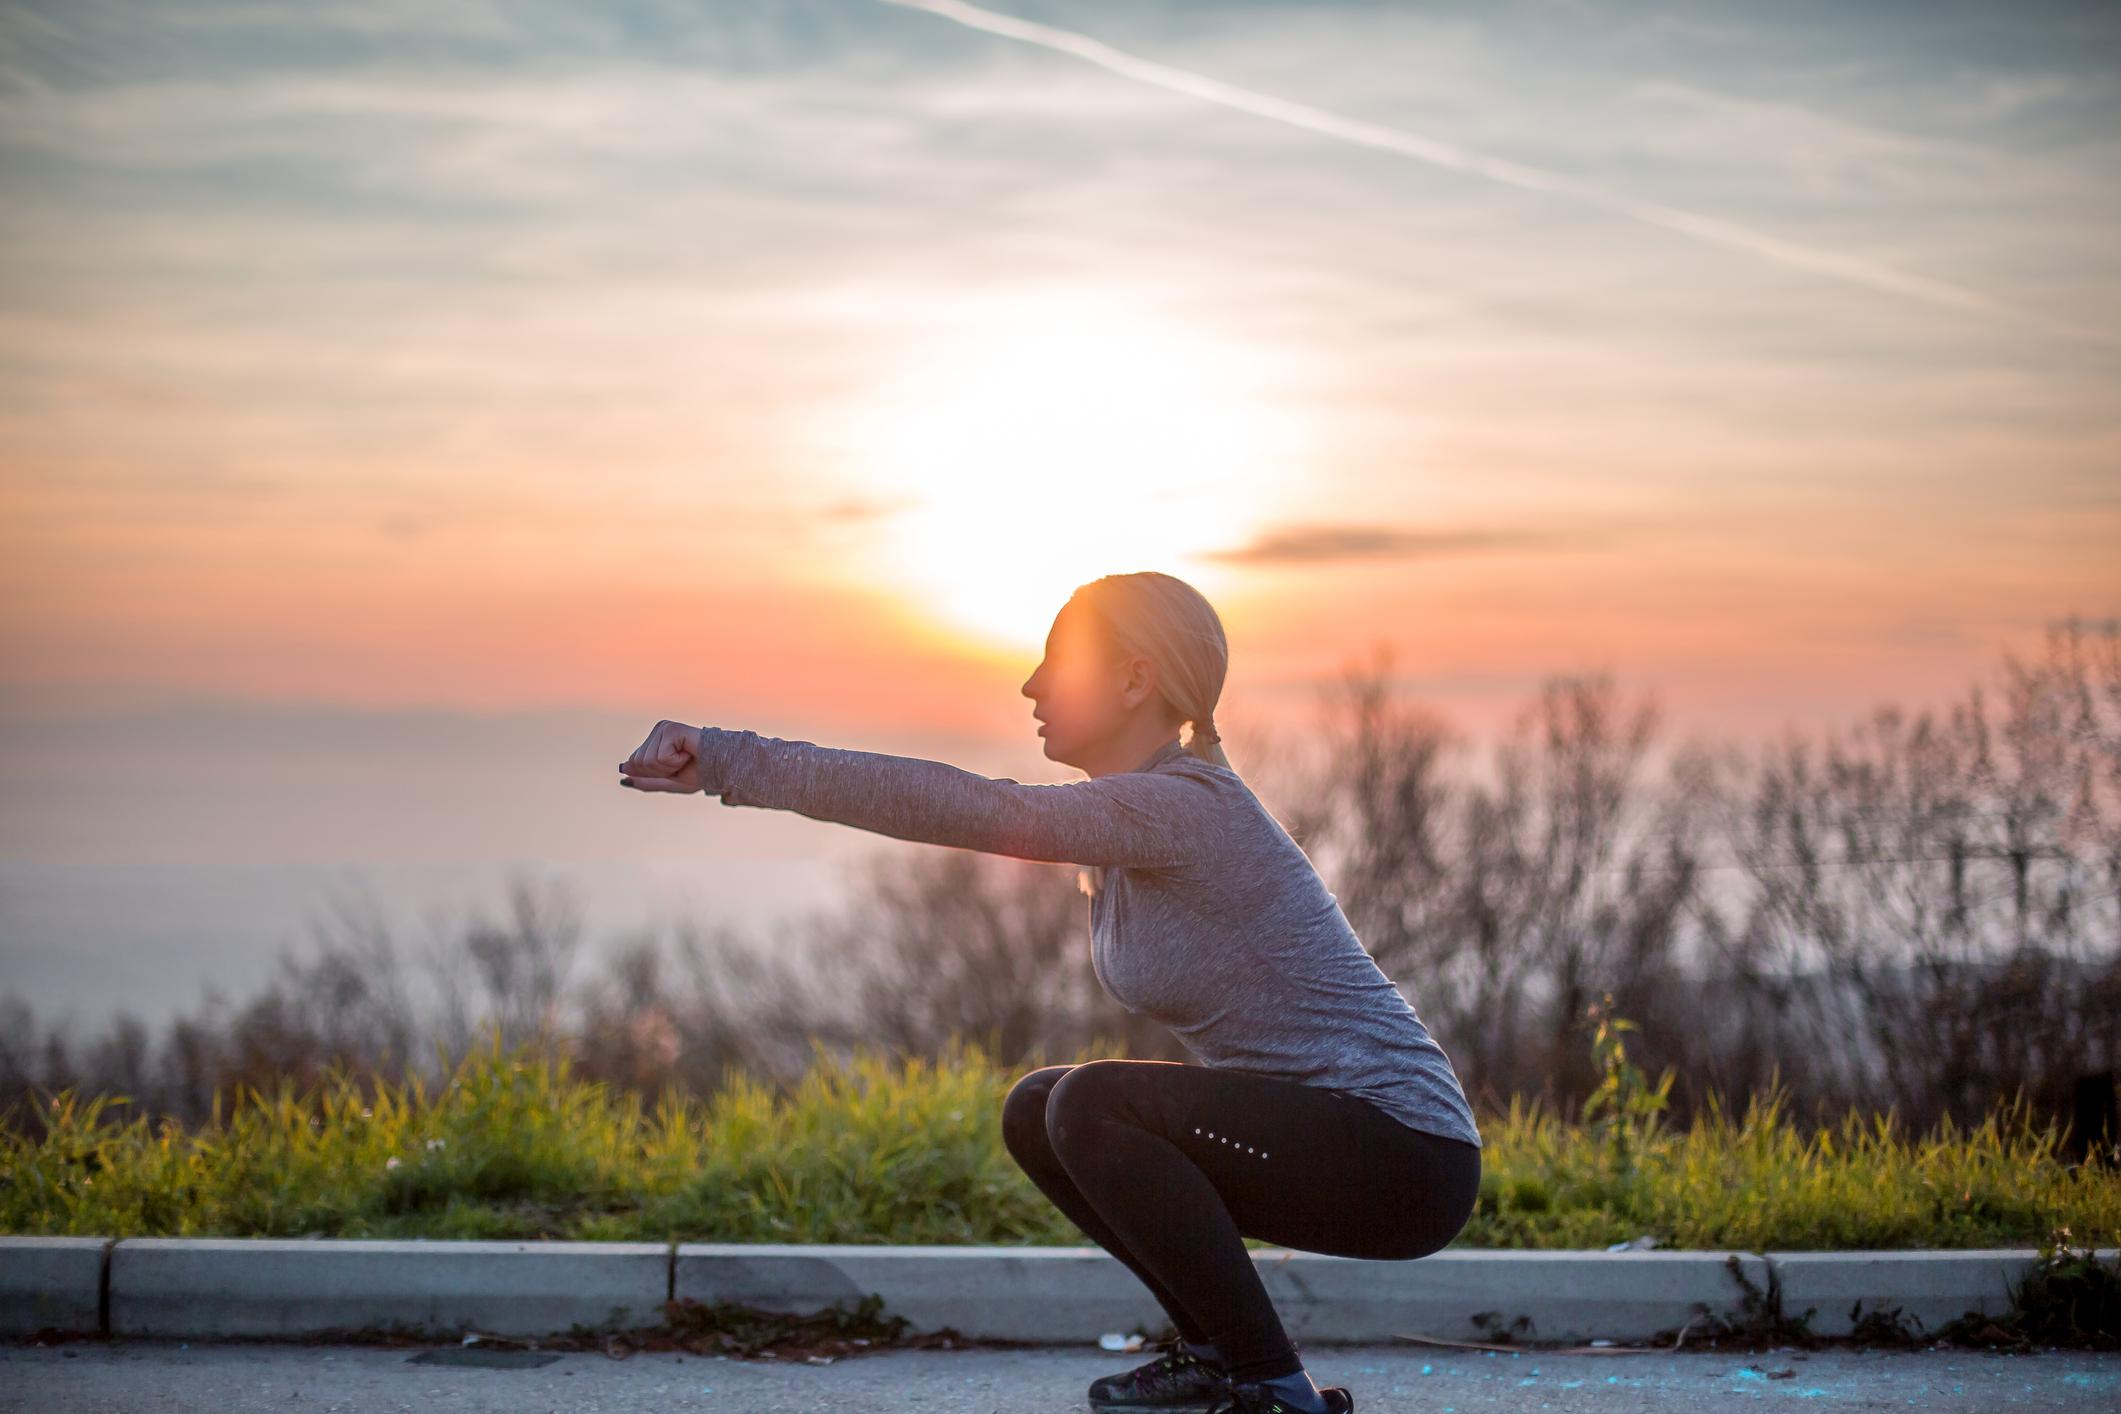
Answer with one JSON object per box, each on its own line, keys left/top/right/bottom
{"left": 1068, "top": 571, "right": 1231, "bottom": 898}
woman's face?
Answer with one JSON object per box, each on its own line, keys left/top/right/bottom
{"left": 1021, "top": 601, "right": 1139, "bottom": 765}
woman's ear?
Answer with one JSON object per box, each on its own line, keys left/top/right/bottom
{"left": 1116, "top": 652, "right": 1160, "bottom": 711}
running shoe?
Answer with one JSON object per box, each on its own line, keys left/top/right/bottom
{"left": 1087, "top": 1334, "right": 1231, "bottom": 1412}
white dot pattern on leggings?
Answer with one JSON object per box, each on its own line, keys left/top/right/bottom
{"left": 1194, "top": 1125, "right": 1266, "bottom": 1157}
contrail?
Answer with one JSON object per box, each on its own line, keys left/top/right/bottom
{"left": 879, "top": 0, "right": 2116, "bottom": 351}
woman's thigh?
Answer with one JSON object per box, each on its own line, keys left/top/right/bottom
{"left": 1046, "top": 1057, "right": 1481, "bottom": 1262}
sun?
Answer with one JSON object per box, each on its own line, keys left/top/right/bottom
{"left": 828, "top": 289, "right": 1305, "bottom": 654}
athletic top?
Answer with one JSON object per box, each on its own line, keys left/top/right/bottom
{"left": 693, "top": 728, "right": 1482, "bottom": 1148}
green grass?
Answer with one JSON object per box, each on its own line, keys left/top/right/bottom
{"left": 2, "top": 1026, "right": 2116, "bottom": 1250}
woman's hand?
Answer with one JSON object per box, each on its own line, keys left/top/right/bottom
{"left": 617, "top": 719, "right": 702, "bottom": 793}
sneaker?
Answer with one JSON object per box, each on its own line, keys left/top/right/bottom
{"left": 1203, "top": 1378, "right": 1356, "bottom": 1414}
{"left": 1087, "top": 1334, "right": 1231, "bottom": 1412}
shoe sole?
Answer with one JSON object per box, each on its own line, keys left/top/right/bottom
{"left": 1090, "top": 1382, "right": 1352, "bottom": 1413}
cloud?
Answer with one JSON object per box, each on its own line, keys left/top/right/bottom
{"left": 1202, "top": 521, "right": 1610, "bottom": 566}
{"left": 876, "top": 0, "right": 2121, "bottom": 351}
{"left": 815, "top": 494, "right": 919, "bottom": 522}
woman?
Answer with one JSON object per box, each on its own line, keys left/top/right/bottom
{"left": 618, "top": 570, "right": 1482, "bottom": 1414}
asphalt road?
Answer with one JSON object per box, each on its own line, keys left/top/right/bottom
{"left": 4, "top": 1339, "right": 2117, "bottom": 1411}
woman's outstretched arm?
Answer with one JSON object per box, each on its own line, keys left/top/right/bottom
{"left": 691, "top": 726, "right": 1217, "bottom": 870}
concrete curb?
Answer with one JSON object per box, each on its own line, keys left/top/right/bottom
{"left": 1767, "top": 1248, "right": 2100, "bottom": 1339}
{"left": 5, "top": 1237, "right": 2117, "bottom": 1345}
{"left": 107, "top": 1238, "right": 670, "bottom": 1339}
{"left": 0, "top": 1237, "right": 107, "bottom": 1336}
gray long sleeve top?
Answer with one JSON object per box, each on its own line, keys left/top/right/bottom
{"left": 694, "top": 727, "right": 1482, "bottom": 1148}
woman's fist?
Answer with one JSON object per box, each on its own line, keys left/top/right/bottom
{"left": 617, "top": 719, "right": 702, "bottom": 793}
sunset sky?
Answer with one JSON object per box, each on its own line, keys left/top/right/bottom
{"left": 2, "top": 0, "right": 2116, "bottom": 1024}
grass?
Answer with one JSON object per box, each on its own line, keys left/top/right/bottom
{"left": 3, "top": 1024, "right": 2116, "bottom": 1252}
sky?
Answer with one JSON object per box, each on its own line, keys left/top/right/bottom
{"left": 2, "top": 0, "right": 2117, "bottom": 1026}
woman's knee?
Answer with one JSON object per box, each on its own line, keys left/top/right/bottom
{"left": 1001, "top": 1064, "right": 1076, "bottom": 1158}
{"left": 1043, "top": 1057, "right": 1135, "bottom": 1147}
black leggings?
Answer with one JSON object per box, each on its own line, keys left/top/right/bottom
{"left": 1001, "top": 1057, "right": 1481, "bottom": 1383}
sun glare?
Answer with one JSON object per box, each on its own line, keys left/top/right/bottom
{"left": 832, "top": 290, "right": 1304, "bottom": 654}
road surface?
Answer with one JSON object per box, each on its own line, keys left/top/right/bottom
{"left": 4, "top": 1338, "right": 2117, "bottom": 1411}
